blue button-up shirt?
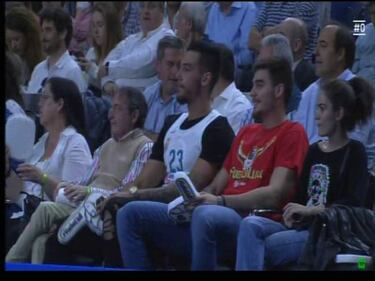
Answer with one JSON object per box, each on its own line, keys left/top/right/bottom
{"left": 143, "top": 81, "right": 187, "bottom": 134}
{"left": 205, "top": 2, "right": 257, "bottom": 68}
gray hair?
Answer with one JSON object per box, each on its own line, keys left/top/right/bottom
{"left": 178, "top": 2, "right": 207, "bottom": 35}
{"left": 117, "top": 86, "right": 148, "bottom": 129}
{"left": 156, "top": 35, "right": 184, "bottom": 61}
{"left": 261, "top": 34, "right": 293, "bottom": 68}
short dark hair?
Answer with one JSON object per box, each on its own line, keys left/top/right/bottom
{"left": 322, "top": 77, "right": 374, "bottom": 132}
{"left": 118, "top": 87, "right": 148, "bottom": 129}
{"left": 253, "top": 58, "right": 293, "bottom": 106}
{"left": 157, "top": 36, "right": 184, "bottom": 61}
{"left": 45, "top": 77, "right": 86, "bottom": 136}
{"left": 39, "top": 7, "right": 73, "bottom": 47}
{"left": 215, "top": 43, "right": 234, "bottom": 82}
{"left": 324, "top": 22, "right": 355, "bottom": 69}
{"left": 187, "top": 40, "right": 221, "bottom": 91}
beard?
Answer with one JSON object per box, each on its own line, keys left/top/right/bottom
{"left": 176, "top": 87, "right": 189, "bottom": 104}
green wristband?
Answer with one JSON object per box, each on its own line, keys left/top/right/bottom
{"left": 41, "top": 173, "right": 48, "bottom": 185}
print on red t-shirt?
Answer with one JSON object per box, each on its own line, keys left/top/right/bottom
{"left": 223, "top": 121, "right": 308, "bottom": 204}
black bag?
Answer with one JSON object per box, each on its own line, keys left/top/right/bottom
{"left": 21, "top": 191, "right": 44, "bottom": 219}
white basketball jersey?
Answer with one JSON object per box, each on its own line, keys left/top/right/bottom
{"left": 163, "top": 110, "right": 221, "bottom": 178}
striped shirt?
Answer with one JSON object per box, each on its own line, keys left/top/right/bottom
{"left": 122, "top": 2, "right": 141, "bottom": 39}
{"left": 255, "top": 2, "right": 319, "bottom": 61}
{"left": 79, "top": 142, "right": 153, "bottom": 196}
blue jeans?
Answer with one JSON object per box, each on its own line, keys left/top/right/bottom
{"left": 116, "top": 202, "right": 243, "bottom": 270}
{"left": 191, "top": 205, "right": 242, "bottom": 270}
{"left": 116, "top": 201, "right": 192, "bottom": 270}
{"left": 235, "top": 216, "right": 309, "bottom": 270}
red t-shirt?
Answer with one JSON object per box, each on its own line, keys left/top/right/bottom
{"left": 223, "top": 121, "right": 308, "bottom": 210}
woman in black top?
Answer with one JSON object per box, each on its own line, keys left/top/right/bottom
{"left": 235, "top": 77, "right": 374, "bottom": 270}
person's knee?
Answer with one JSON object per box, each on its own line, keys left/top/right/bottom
{"left": 192, "top": 205, "right": 222, "bottom": 229}
{"left": 116, "top": 201, "right": 140, "bottom": 225}
{"left": 239, "top": 216, "right": 268, "bottom": 237}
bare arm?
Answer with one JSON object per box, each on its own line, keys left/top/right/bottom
{"left": 127, "top": 159, "right": 166, "bottom": 190}
{"left": 203, "top": 167, "right": 229, "bottom": 195}
{"left": 224, "top": 167, "right": 296, "bottom": 211}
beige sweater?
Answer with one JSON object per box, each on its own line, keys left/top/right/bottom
{"left": 89, "top": 129, "right": 150, "bottom": 190}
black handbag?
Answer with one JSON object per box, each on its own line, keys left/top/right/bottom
{"left": 20, "top": 191, "right": 44, "bottom": 218}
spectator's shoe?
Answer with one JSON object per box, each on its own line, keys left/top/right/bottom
{"left": 174, "top": 171, "right": 199, "bottom": 201}
{"left": 168, "top": 172, "right": 200, "bottom": 223}
{"left": 58, "top": 192, "right": 106, "bottom": 244}
{"left": 84, "top": 192, "right": 106, "bottom": 236}
{"left": 57, "top": 200, "right": 87, "bottom": 245}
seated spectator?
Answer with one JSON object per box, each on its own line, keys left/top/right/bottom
{"left": 6, "top": 6, "right": 44, "bottom": 86}
{"left": 205, "top": 2, "right": 257, "bottom": 92}
{"left": 91, "top": 41, "right": 234, "bottom": 267}
{"left": 174, "top": 2, "right": 208, "bottom": 49}
{"left": 211, "top": 44, "right": 252, "bottom": 134}
{"left": 68, "top": 1, "right": 92, "bottom": 56}
{"left": 249, "top": 2, "right": 319, "bottom": 62}
{"left": 236, "top": 77, "right": 373, "bottom": 270}
{"left": 143, "top": 36, "right": 187, "bottom": 141}
{"left": 6, "top": 86, "right": 152, "bottom": 264}
{"left": 295, "top": 23, "right": 375, "bottom": 171}
{"left": 278, "top": 17, "right": 317, "bottom": 91}
{"left": 113, "top": 1, "right": 141, "bottom": 39}
{"left": 116, "top": 58, "right": 308, "bottom": 270}
{"left": 26, "top": 7, "right": 87, "bottom": 95}
{"left": 98, "top": 2, "right": 174, "bottom": 94}
{"left": 76, "top": 2, "right": 122, "bottom": 92}
{"left": 352, "top": 2, "right": 375, "bottom": 87}
{"left": 5, "top": 77, "right": 93, "bottom": 260}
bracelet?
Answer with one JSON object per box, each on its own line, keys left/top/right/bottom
{"left": 41, "top": 173, "right": 48, "bottom": 186}
{"left": 217, "top": 195, "right": 227, "bottom": 207}
{"left": 86, "top": 186, "right": 93, "bottom": 195}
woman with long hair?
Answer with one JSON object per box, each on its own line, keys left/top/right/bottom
{"left": 76, "top": 2, "right": 122, "bottom": 92}
{"left": 6, "top": 6, "right": 44, "bottom": 86}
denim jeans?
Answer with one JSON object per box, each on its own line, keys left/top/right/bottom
{"left": 191, "top": 205, "right": 243, "bottom": 270}
{"left": 116, "top": 202, "right": 243, "bottom": 270}
{"left": 116, "top": 201, "right": 192, "bottom": 270}
{"left": 235, "top": 216, "right": 309, "bottom": 270}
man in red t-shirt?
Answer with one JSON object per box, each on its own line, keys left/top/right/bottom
{"left": 190, "top": 57, "right": 309, "bottom": 270}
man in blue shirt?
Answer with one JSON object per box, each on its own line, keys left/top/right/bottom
{"left": 205, "top": 2, "right": 258, "bottom": 91}
{"left": 143, "top": 36, "right": 187, "bottom": 141}
{"left": 295, "top": 23, "right": 375, "bottom": 171}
